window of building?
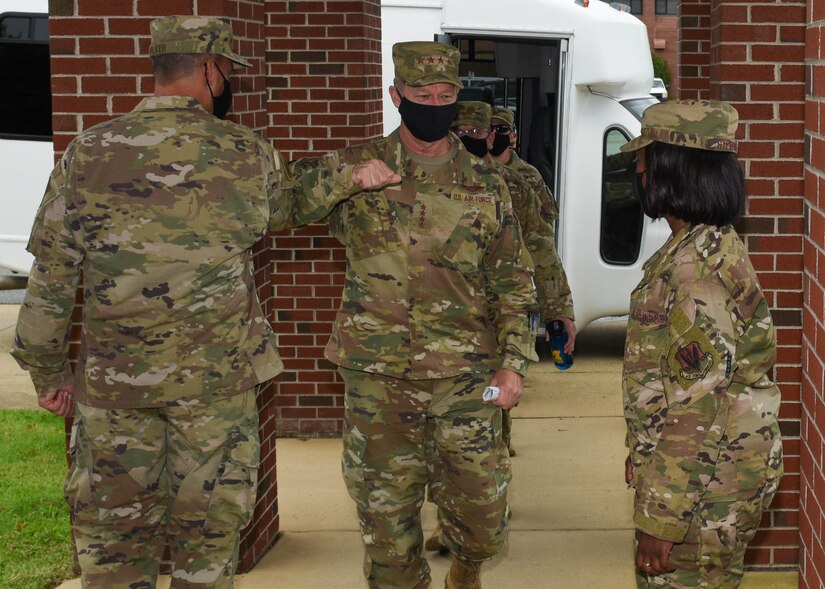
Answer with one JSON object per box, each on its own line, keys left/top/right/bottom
{"left": 655, "top": 0, "right": 677, "bottom": 15}
{"left": 598, "top": 0, "right": 642, "bottom": 15}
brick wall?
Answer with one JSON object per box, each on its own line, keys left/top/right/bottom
{"left": 48, "top": 0, "right": 277, "bottom": 572}
{"left": 802, "top": 2, "right": 825, "bottom": 585}
{"left": 265, "top": 0, "right": 383, "bottom": 437}
{"left": 678, "top": 0, "right": 711, "bottom": 99}
{"left": 679, "top": 0, "right": 806, "bottom": 570}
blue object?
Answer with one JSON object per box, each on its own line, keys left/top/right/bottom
{"left": 548, "top": 319, "right": 573, "bottom": 370}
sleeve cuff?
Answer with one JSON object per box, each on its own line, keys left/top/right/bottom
{"left": 633, "top": 511, "right": 689, "bottom": 543}
{"left": 28, "top": 368, "right": 75, "bottom": 398}
{"left": 500, "top": 352, "right": 534, "bottom": 377}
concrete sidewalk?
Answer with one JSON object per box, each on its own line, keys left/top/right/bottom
{"left": 3, "top": 312, "right": 792, "bottom": 588}
{"left": 0, "top": 304, "right": 37, "bottom": 409}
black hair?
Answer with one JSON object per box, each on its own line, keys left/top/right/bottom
{"left": 151, "top": 53, "right": 207, "bottom": 85}
{"left": 643, "top": 141, "right": 746, "bottom": 226}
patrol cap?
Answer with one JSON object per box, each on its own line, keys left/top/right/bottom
{"left": 491, "top": 106, "right": 514, "bottom": 126}
{"left": 453, "top": 101, "right": 492, "bottom": 129}
{"left": 392, "top": 41, "right": 463, "bottom": 88}
{"left": 148, "top": 15, "right": 252, "bottom": 68}
{"left": 620, "top": 99, "right": 738, "bottom": 153}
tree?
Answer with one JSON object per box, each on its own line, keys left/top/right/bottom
{"left": 651, "top": 52, "right": 672, "bottom": 89}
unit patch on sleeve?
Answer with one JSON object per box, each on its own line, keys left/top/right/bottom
{"left": 674, "top": 340, "right": 714, "bottom": 381}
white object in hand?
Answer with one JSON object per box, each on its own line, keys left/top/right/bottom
{"left": 482, "top": 386, "right": 500, "bottom": 402}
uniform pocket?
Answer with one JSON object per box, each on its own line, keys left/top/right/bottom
{"left": 490, "top": 407, "right": 511, "bottom": 498}
{"left": 63, "top": 418, "right": 93, "bottom": 518}
{"left": 437, "top": 198, "right": 497, "bottom": 275}
{"left": 341, "top": 422, "right": 368, "bottom": 501}
{"left": 205, "top": 428, "right": 260, "bottom": 530}
{"left": 343, "top": 193, "right": 401, "bottom": 261}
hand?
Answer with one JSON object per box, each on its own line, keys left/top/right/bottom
{"left": 625, "top": 455, "right": 633, "bottom": 485}
{"left": 38, "top": 386, "right": 75, "bottom": 418}
{"left": 545, "top": 316, "right": 576, "bottom": 354}
{"left": 486, "top": 368, "right": 523, "bottom": 410}
{"left": 635, "top": 530, "right": 676, "bottom": 576}
{"left": 352, "top": 160, "right": 402, "bottom": 190}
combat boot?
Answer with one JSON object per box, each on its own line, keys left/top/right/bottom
{"left": 424, "top": 525, "right": 449, "bottom": 554}
{"left": 445, "top": 556, "right": 481, "bottom": 589}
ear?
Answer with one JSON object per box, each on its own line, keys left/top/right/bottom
{"left": 389, "top": 85, "right": 402, "bottom": 109}
{"left": 204, "top": 58, "right": 223, "bottom": 90}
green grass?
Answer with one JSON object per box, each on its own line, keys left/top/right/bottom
{"left": 0, "top": 410, "right": 75, "bottom": 589}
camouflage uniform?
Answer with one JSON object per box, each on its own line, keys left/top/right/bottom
{"left": 506, "top": 151, "right": 574, "bottom": 321}
{"left": 621, "top": 101, "right": 783, "bottom": 588}
{"left": 624, "top": 224, "right": 782, "bottom": 588}
{"left": 294, "top": 43, "right": 537, "bottom": 589}
{"left": 490, "top": 106, "right": 574, "bottom": 322}
{"left": 12, "top": 16, "right": 359, "bottom": 589}
{"left": 455, "top": 101, "right": 571, "bottom": 449}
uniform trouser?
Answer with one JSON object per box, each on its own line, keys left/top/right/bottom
{"left": 501, "top": 408, "right": 512, "bottom": 449}
{"left": 340, "top": 368, "right": 511, "bottom": 589}
{"left": 636, "top": 484, "right": 778, "bottom": 589}
{"left": 65, "top": 388, "right": 260, "bottom": 589}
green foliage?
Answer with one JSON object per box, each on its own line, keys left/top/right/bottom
{"left": 651, "top": 52, "right": 672, "bottom": 88}
{"left": 0, "top": 410, "right": 74, "bottom": 589}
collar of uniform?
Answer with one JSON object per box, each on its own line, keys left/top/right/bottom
{"left": 449, "top": 132, "right": 491, "bottom": 187}
{"left": 641, "top": 221, "right": 699, "bottom": 275}
{"left": 134, "top": 95, "right": 205, "bottom": 113}
{"left": 386, "top": 130, "right": 486, "bottom": 187}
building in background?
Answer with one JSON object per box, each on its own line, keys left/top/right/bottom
{"left": 603, "top": 0, "right": 678, "bottom": 97}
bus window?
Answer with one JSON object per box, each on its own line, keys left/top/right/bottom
{"left": 0, "top": 12, "right": 51, "bottom": 140}
{"left": 601, "top": 127, "right": 644, "bottom": 265}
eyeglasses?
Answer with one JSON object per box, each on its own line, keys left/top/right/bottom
{"left": 492, "top": 124, "right": 515, "bottom": 135}
{"left": 454, "top": 127, "right": 490, "bottom": 140}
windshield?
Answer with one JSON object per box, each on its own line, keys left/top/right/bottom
{"left": 620, "top": 96, "right": 659, "bottom": 121}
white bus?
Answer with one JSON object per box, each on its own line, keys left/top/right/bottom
{"left": 0, "top": 0, "right": 52, "bottom": 274}
{"left": 381, "top": 0, "right": 669, "bottom": 328}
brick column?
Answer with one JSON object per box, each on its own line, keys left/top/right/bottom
{"left": 677, "top": 0, "right": 712, "bottom": 99}
{"left": 712, "top": 0, "right": 806, "bottom": 570}
{"left": 678, "top": 0, "right": 806, "bottom": 570}
{"left": 48, "top": 0, "right": 275, "bottom": 572}
{"left": 801, "top": 0, "right": 825, "bottom": 584}
{"left": 265, "top": 0, "right": 383, "bottom": 437}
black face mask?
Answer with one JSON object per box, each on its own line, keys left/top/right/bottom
{"left": 398, "top": 96, "right": 458, "bottom": 143}
{"left": 206, "top": 63, "right": 232, "bottom": 120}
{"left": 460, "top": 136, "right": 489, "bottom": 158}
{"left": 635, "top": 171, "right": 656, "bottom": 219}
{"left": 489, "top": 133, "right": 510, "bottom": 156}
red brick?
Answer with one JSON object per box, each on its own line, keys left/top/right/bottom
{"left": 749, "top": 159, "right": 803, "bottom": 178}
{"left": 51, "top": 76, "right": 79, "bottom": 94}
{"left": 82, "top": 76, "right": 137, "bottom": 95}
{"left": 51, "top": 56, "right": 107, "bottom": 75}
{"left": 107, "top": 17, "right": 154, "bottom": 36}
{"left": 751, "top": 5, "right": 806, "bottom": 24}
{"left": 79, "top": 37, "right": 137, "bottom": 55}
{"left": 52, "top": 94, "right": 109, "bottom": 114}
{"left": 781, "top": 63, "right": 806, "bottom": 84}
{"left": 781, "top": 24, "right": 806, "bottom": 44}
{"left": 109, "top": 57, "right": 151, "bottom": 75}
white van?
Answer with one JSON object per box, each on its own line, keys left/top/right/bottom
{"left": 380, "top": 0, "right": 670, "bottom": 328}
{"left": 0, "top": 0, "right": 52, "bottom": 274}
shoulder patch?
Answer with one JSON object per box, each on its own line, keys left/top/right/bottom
{"left": 673, "top": 340, "right": 714, "bottom": 381}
